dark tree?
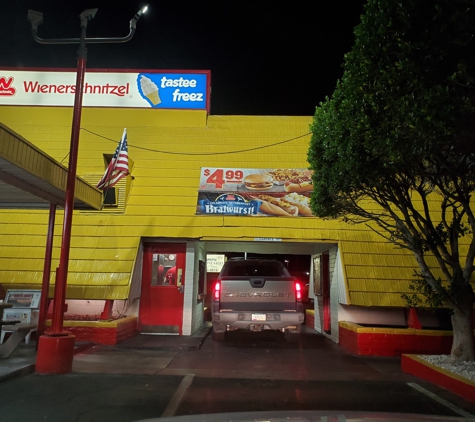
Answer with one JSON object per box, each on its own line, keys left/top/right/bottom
{"left": 309, "top": 0, "right": 475, "bottom": 361}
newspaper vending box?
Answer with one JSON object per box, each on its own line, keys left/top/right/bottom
{"left": 1, "top": 290, "right": 41, "bottom": 344}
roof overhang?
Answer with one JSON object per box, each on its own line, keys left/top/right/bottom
{"left": 0, "top": 122, "right": 102, "bottom": 210}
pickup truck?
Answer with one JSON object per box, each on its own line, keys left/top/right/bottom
{"left": 211, "top": 258, "right": 305, "bottom": 342}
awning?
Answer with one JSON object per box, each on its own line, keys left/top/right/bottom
{"left": 0, "top": 122, "right": 102, "bottom": 210}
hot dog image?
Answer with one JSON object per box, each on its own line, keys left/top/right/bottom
{"left": 282, "top": 193, "right": 313, "bottom": 216}
{"left": 284, "top": 170, "right": 314, "bottom": 193}
{"left": 253, "top": 195, "right": 299, "bottom": 217}
{"left": 284, "top": 181, "right": 313, "bottom": 193}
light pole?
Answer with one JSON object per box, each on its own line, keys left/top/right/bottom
{"left": 28, "top": 5, "right": 148, "bottom": 374}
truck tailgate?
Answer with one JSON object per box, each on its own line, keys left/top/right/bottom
{"left": 219, "top": 276, "right": 297, "bottom": 311}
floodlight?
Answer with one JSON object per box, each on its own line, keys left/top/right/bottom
{"left": 79, "top": 9, "right": 98, "bottom": 28}
{"left": 131, "top": 4, "right": 149, "bottom": 29}
{"left": 28, "top": 6, "right": 147, "bottom": 44}
{"left": 27, "top": 10, "right": 43, "bottom": 31}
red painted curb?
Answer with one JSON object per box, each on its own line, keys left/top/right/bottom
{"left": 339, "top": 325, "right": 453, "bottom": 357}
{"left": 401, "top": 354, "right": 475, "bottom": 404}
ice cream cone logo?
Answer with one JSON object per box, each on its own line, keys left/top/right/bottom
{"left": 139, "top": 75, "right": 161, "bottom": 106}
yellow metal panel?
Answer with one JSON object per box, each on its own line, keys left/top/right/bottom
{"left": 349, "top": 292, "right": 410, "bottom": 307}
{"left": 0, "top": 234, "right": 48, "bottom": 247}
{"left": 67, "top": 260, "right": 133, "bottom": 273}
{"left": 348, "top": 279, "right": 412, "bottom": 293}
{"left": 0, "top": 246, "right": 135, "bottom": 261}
{"left": 341, "top": 241, "right": 410, "bottom": 255}
{"left": 346, "top": 265, "right": 416, "bottom": 280}
{"left": 0, "top": 106, "right": 207, "bottom": 130}
{"left": 343, "top": 254, "right": 415, "bottom": 267}
{"left": 62, "top": 285, "right": 131, "bottom": 299}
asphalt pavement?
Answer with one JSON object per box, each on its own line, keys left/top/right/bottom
{"left": 1, "top": 324, "right": 475, "bottom": 422}
{"left": 0, "top": 323, "right": 211, "bottom": 382}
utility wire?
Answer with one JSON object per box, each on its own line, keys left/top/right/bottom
{"left": 81, "top": 127, "right": 311, "bottom": 156}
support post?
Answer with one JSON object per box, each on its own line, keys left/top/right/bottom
{"left": 100, "top": 300, "right": 114, "bottom": 320}
{"left": 51, "top": 32, "right": 87, "bottom": 334}
{"left": 407, "top": 307, "right": 422, "bottom": 329}
{"left": 37, "top": 203, "right": 56, "bottom": 344}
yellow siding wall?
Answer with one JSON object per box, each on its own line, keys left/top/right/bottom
{"left": 0, "top": 106, "right": 469, "bottom": 305}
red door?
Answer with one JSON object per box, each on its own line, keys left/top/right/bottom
{"left": 139, "top": 243, "right": 186, "bottom": 335}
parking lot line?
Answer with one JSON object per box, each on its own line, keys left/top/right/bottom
{"left": 407, "top": 382, "right": 474, "bottom": 418}
{"left": 162, "top": 373, "right": 195, "bottom": 418}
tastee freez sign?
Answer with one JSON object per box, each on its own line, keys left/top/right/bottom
{"left": 0, "top": 69, "right": 210, "bottom": 110}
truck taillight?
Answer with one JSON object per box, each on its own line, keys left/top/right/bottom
{"left": 214, "top": 281, "right": 221, "bottom": 301}
{"left": 295, "top": 281, "right": 302, "bottom": 302}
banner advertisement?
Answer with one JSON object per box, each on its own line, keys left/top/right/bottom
{"left": 0, "top": 69, "right": 210, "bottom": 110}
{"left": 196, "top": 167, "right": 314, "bottom": 217}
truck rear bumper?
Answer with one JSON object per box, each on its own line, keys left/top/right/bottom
{"left": 213, "top": 311, "right": 304, "bottom": 332}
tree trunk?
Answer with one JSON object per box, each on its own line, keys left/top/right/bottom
{"left": 450, "top": 304, "right": 475, "bottom": 362}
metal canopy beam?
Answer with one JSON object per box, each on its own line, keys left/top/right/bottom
{"left": 0, "top": 122, "right": 102, "bottom": 210}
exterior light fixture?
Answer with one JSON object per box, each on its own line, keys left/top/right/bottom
{"left": 27, "top": 5, "right": 148, "bottom": 44}
{"left": 27, "top": 6, "right": 148, "bottom": 374}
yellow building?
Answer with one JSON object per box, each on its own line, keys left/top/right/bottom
{"left": 0, "top": 69, "right": 464, "bottom": 346}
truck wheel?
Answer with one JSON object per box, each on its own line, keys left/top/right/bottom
{"left": 284, "top": 329, "right": 299, "bottom": 343}
{"left": 212, "top": 329, "right": 226, "bottom": 342}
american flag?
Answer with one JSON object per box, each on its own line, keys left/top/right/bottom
{"left": 96, "top": 128, "right": 129, "bottom": 190}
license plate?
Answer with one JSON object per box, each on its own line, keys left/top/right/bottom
{"left": 252, "top": 313, "right": 266, "bottom": 322}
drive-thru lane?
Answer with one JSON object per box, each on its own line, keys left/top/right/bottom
{"left": 0, "top": 329, "right": 474, "bottom": 422}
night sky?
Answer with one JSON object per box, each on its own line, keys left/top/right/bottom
{"left": 0, "top": 1, "right": 366, "bottom": 115}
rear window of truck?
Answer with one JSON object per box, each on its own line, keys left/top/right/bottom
{"left": 221, "top": 261, "right": 289, "bottom": 277}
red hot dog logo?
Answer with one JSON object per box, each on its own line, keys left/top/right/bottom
{"left": 0, "top": 76, "right": 16, "bottom": 96}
